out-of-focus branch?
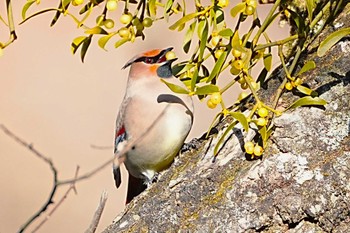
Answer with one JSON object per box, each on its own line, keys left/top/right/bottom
{"left": 0, "top": 124, "right": 58, "bottom": 233}
{"left": 85, "top": 191, "right": 109, "bottom": 233}
{"left": 59, "top": 105, "right": 169, "bottom": 186}
{"left": 31, "top": 167, "right": 80, "bottom": 233}
{"left": 1, "top": 105, "right": 169, "bottom": 232}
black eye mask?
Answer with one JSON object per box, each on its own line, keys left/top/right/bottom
{"left": 136, "top": 50, "right": 167, "bottom": 64}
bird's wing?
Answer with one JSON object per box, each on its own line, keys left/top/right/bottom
{"left": 113, "top": 99, "right": 129, "bottom": 188}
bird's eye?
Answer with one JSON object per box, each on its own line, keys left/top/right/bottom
{"left": 145, "top": 57, "right": 153, "bottom": 64}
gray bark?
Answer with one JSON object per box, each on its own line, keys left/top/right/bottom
{"left": 104, "top": 4, "right": 350, "bottom": 232}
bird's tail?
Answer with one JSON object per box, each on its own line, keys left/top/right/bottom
{"left": 126, "top": 174, "right": 147, "bottom": 204}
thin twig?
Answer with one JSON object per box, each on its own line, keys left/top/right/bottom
{"left": 0, "top": 124, "right": 59, "bottom": 233}
{"left": 31, "top": 167, "right": 80, "bottom": 233}
{"left": 85, "top": 191, "right": 109, "bottom": 233}
{"left": 59, "top": 105, "right": 169, "bottom": 185}
{"left": 90, "top": 144, "right": 113, "bottom": 150}
{"left": 1, "top": 104, "right": 170, "bottom": 232}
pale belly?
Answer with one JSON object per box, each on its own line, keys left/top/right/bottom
{"left": 124, "top": 95, "right": 193, "bottom": 179}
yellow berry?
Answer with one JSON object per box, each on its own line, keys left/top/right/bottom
{"left": 106, "top": 0, "right": 118, "bottom": 11}
{"left": 233, "top": 59, "right": 244, "bottom": 70}
{"left": 142, "top": 17, "right": 153, "bottom": 27}
{"left": 118, "top": 27, "right": 130, "bottom": 39}
{"left": 211, "top": 35, "right": 221, "bottom": 47}
{"left": 238, "top": 92, "right": 248, "bottom": 101}
{"left": 218, "top": 0, "right": 229, "bottom": 8}
{"left": 165, "top": 51, "right": 176, "bottom": 60}
{"left": 72, "top": 0, "right": 83, "bottom": 6}
{"left": 96, "top": 15, "right": 104, "bottom": 25}
{"left": 245, "top": 5, "right": 255, "bottom": 15}
{"left": 240, "top": 82, "right": 248, "bottom": 90}
{"left": 257, "top": 107, "right": 268, "bottom": 118}
{"left": 214, "top": 49, "right": 224, "bottom": 59}
{"left": 230, "top": 66, "right": 240, "bottom": 75}
{"left": 246, "top": 0, "right": 257, "bottom": 8}
{"left": 256, "top": 117, "right": 267, "bottom": 126}
{"left": 104, "top": 19, "right": 115, "bottom": 29}
{"left": 294, "top": 78, "right": 302, "bottom": 86}
{"left": 210, "top": 92, "right": 222, "bottom": 105}
{"left": 207, "top": 99, "right": 217, "bottom": 109}
{"left": 237, "top": 75, "right": 246, "bottom": 84}
{"left": 253, "top": 145, "right": 263, "bottom": 156}
{"left": 284, "top": 9, "right": 291, "bottom": 18}
{"left": 120, "top": 13, "right": 133, "bottom": 24}
{"left": 232, "top": 49, "right": 242, "bottom": 58}
{"left": 285, "top": 82, "right": 293, "bottom": 90}
{"left": 244, "top": 141, "right": 255, "bottom": 154}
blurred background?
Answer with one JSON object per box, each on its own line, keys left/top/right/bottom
{"left": 0, "top": 1, "right": 288, "bottom": 232}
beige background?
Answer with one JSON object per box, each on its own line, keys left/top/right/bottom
{"left": 0, "top": 1, "right": 288, "bottom": 232}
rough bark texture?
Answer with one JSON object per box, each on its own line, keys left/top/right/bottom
{"left": 104, "top": 4, "right": 350, "bottom": 233}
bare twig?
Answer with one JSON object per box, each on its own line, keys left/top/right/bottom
{"left": 59, "top": 105, "right": 169, "bottom": 185}
{"left": 90, "top": 144, "right": 113, "bottom": 150}
{"left": 85, "top": 191, "right": 109, "bottom": 233}
{"left": 0, "top": 124, "right": 59, "bottom": 233}
{"left": 1, "top": 104, "right": 169, "bottom": 232}
{"left": 31, "top": 167, "right": 80, "bottom": 233}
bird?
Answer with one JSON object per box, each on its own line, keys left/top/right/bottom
{"left": 113, "top": 47, "right": 194, "bottom": 203}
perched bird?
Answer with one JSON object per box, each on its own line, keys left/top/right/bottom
{"left": 113, "top": 47, "right": 194, "bottom": 203}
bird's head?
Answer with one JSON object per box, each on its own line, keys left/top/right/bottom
{"left": 123, "top": 47, "right": 177, "bottom": 79}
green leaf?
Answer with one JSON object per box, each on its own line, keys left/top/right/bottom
{"left": 306, "top": 0, "right": 314, "bottom": 22}
{"left": 230, "top": 3, "right": 245, "bottom": 18}
{"left": 287, "top": 96, "right": 327, "bottom": 110}
{"left": 190, "top": 65, "right": 199, "bottom": 91}
{"left": 259, "top": 125, "right": 268, "bottom": 147}
{"left": 207, "top": 50, "right": 227, "bottom": 82}
{"left": 215, "top": 8, "right": 224, "bottom": 25}
{"left": 51, "top": 0, "right": 71, "bottom": 26}
{"left": 161, "top": 79, "right": 189, "bottom": 94}
{"left": 198, "top": 19, "right": 209, "bottom": 62}
{"left": 317, "top": 27, "right": 350, "bottom": 57}
{"left": 195, "top": 84, "right": 219, "bottom": 95}
{"left": 183, "top": 21, "right": 196, "bottom": 53}
{"left": 289, "top": 10, "right": 307, "bottom": 35}
{"left": 218, "top": 28, "right": 233, "bottom": 38}
{"left": 257, "top": 68, "right": 268, "bottom": 84}
{"left": 214, "top": 121, "right": 238, "bottom": 155}
{"left": 80, "top": 36, "right": 92, "bottom": 63}
{"left": 20, "top": 8, "right": 60, "bottom": 25}
{"left": 164, "top": 0, "right": 174, "bottom": 13}
{"left": 71, "top": 36, "right": 86, "bottom": 54}
{"left": 22, "top": 0, "right": 36, "bottom": 20}
{"left": 115, "top": 38, "right": 129, "bottom": 49}
{"left": 206, "top": 112, "right": 223, "bottom": 138}
{"left": 296, "top": 85, "right": 317, "bottom": 96}
{"left": 229, "top": 112, "right": 249, "bottom": 132}
{"left": 98, "top": 33, "right": 117, "bottom": 50}
{"left": 172, "top": 62, "right": 195, "bottom": 76}
{"left": 197, "top": 19, "right": 206, "bottom": 39}
{"left": 262, "top": 12, "right": 280, "bottom": 34}
{"left": 169, "top": 12, "right": 199, "bottom": 31}
{"left": 263, "top": 53, "right": 272, "bottom": 72}
{"left": 77, "top": 3, "right": 93, "bottom": 27}
{"left": 85, "top": 26, "right": 108, "bottom": 35}
{"left": 79, "top": 0, "right": 102, "bottom": 14}
{"left": 231, "top": 30, "right": 241, "bottom": 48}
{"left": 148, "top": 0, "right": 157, "bottom": 18}
{"left": 297, "top": 60, "right": 316, "bottom": 76}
